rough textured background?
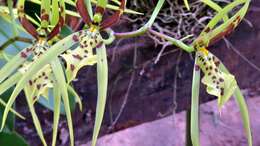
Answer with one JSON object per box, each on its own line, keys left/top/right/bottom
{"left": 81, "top": 92, "right": 260, "bottom": 146}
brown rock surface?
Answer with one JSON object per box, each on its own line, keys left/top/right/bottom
{"left": 81, "top": 94, "right": 260, "bottom": 146}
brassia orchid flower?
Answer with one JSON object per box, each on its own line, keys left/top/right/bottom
{"left": 0, "top": 0, "right": 165, "bottom": 145}
{"left": 1, "top": 0, "right": 127, "bottom": 146}
{"left": 190, "top": 0, "right": 252, "bottom": 146}
{"left": 193, "top": 0, "right": 250, "bottom": 109}
{"left": 0, "top": 0, "right": 81, "bottom": 146}
{"left": 196, "top": 47, "right": 237, "bottom": 108}
{"left": 63, "top": 0, "right": 126, "bottom": 145}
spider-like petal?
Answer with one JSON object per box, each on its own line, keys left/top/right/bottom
{"left": 196, "top": 48, "right": 237, "bottom": 108}
{"left": 61, "top": 30, "right": 102, "bottom": 83}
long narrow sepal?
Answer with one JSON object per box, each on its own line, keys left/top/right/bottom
{"left": 220, "top": 63, "right": 252, "bottom": 146}
{"left": 40, "top": 0, "right": 51, "bottom": 29}
{"left": 51, "top": 82, "right": 61, "bottom": 146}
{"left": 17, "top": 0, "right": 38, "bottom": 38}
{"left": 190, "top": 54, "right": 201, "bottom": 146}
{"left": 100, "top": 0, "right": 126, "bottom": 29}
{"left": 76, "top": 0, "right": 92, "bottom": 26}
{"left": 47, "top": 0, "right": 66, "bottom": 40}
{"left": 24, "top": 86, "right": 47, "bottom": 146}
{"left": 51, "top": 58, "right": 74, "bottom": 146}
{"left": 91, "top": 43, "right": 108, "bottom": 146}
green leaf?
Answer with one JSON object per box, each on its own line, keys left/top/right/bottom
{"left": 0, "top": 132, "right": 28, "bottom": 146}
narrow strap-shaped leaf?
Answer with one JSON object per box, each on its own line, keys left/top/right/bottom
{"left": 203, "top": 0, "right": 246, "bottom": 31}
{"left": 51, "top": 58, "right": 74, "bottom": 146}
{"left": 51, "top": 82, "right": 61, "bottom": 146}
{"left": 220, "top": 64, "right": 252, "bottom": 146}
{"left": 91, "top": 43, "right": 108, "bottom": 146}
{"left": 190, "top": 55, "right": 201, "bottom": 146}
{"left": 200, "top": 0, "right": 229, "bottom": 22}
{"left": 24, "top": 86, "right": 47, "bottom": 146}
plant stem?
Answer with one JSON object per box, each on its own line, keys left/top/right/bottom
{"left": 114, "top": 0, "right": 165, "bottom": 38}
{"left": 149, "top": 29, "right": 194, "bottom": 53}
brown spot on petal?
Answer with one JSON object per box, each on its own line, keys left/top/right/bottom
{"left": 70, "top": 64, "right": 75, "bottom": 71}
{"left": 96, "top": 42, "right": 103, "bottom": 48}
{"left": 20, "top": 52, "right": 27, "bottom": 58}
{"left": 73, "top": 35, "right": 79, "bottom": 42}
{"left": 29, "top": 80, "right": 33, "bottom": 86}
{"left": 215, "top": 61, "right": 220, "bottom": 67}
{"left": 37, "top": 84, "right": 41, "bottom": 90}
{"left": 26, "top": 47, "right": 33, "bottom": 52}
{"left": 221, "top": 88, "right": 224, "bottom": 96}
{"left": 195, "top": 65, "right": 200, "bottom": 71}
{"left": 72, "top": 54, "right": 83, "bottom": 60}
